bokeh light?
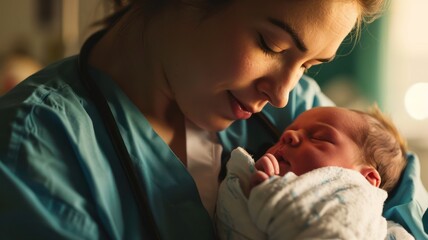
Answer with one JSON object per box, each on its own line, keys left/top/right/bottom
{"left": 405, "top": 82, "right": 428, "bottom": 120}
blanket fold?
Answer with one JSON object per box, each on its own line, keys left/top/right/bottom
{"left": 249, "top": 164, "right": 387, "bottom": 240}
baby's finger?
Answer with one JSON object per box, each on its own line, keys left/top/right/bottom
{"left": 254, "top": 155, "right": 276, "bottom": 176}
{"left": 264, "top": 153, "right": 279, "bottom": 175}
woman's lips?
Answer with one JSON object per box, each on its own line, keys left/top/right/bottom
{"left": 229, "top": 92, "right": 252, "bottom": 120}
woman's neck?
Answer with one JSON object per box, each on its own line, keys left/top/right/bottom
{"left": 88, "top": 9, "right": 188, "bottom": 163}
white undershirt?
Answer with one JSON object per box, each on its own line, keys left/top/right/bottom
{"left": 185, "top": 119, "right": 222, "bottom": 219}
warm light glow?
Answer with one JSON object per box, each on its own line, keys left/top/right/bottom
{"left": 405, "top": 82, "right": 428, "bottom": 120}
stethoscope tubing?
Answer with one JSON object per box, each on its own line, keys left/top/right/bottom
{"left": 78, "top": 30, "right": 161, "bottom": 240}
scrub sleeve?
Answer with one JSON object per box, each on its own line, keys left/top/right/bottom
{"left": 0, "top": 56, "right": 213, "bottom": 239}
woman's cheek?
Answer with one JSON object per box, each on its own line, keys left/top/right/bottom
{"left": 229, "top": 53, "right": 270, "bottom": 88}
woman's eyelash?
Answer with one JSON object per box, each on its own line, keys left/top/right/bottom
{"left": 257, "top": 33, "right": 307, "bottom": 72}
{"left": 258, "top": 33, "right": 277, "bottom": 56}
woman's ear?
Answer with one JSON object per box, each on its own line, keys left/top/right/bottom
{"left": 360, "top": 167, "right": 381, "bottom": 188}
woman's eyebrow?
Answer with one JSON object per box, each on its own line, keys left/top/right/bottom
{"left": 267, "top": 17, "right": 336, "bottom": 63}
{"left": 268, "top": 17, "right": 307, "bottom": 52}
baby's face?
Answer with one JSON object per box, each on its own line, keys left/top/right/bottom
{"left": 267, "top": 107, "right": 365, "bottom": 176}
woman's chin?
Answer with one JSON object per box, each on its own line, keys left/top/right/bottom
{"left": 192, "top": 117, "right": 234, "bottom": 132}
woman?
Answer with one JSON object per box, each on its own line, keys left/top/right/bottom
{"left": 0, "top": 0, "right": 425, "bottom": 239}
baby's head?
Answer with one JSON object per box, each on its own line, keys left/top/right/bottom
{"left": 350, "top": 105, "right": 408, "bottom": 192}
{"left": 267, "top": 105, "right": 407, "bottom": 192}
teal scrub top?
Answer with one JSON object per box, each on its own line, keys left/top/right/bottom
{"left": 0, "top": 56, "right": 426, "bottom": 239}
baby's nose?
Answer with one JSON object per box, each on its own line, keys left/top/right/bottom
{"left": 281, "top": 130, "right": 301, "bottom": 146}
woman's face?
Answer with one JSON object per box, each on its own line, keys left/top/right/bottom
{"left": 161, "top": 0, "right": 359, "bottom": 131}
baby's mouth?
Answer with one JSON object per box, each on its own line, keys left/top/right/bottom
{"left": 275, "top": 152, "right": 291, "bottom": 176}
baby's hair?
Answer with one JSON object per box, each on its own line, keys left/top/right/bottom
{"left": 352, "top": 104, "right": 407, "bottom": 192}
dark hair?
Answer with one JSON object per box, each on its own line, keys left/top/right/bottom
{"left": 97, "top": 0, "right": 165, "bottom": 28}
{"left": 100, "top": 0, "right": 388, "bottom": 30}
{"left": 99, "top": 0, "right": 230, "bottom": 28}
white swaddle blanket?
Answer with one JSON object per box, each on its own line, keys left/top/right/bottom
{"left": 249, "top": 164, "right": 387, "bottom": 240}
{"left": 216, "top": 147, "right": 391, "bottom": 240}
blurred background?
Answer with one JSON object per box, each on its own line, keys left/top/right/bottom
{"left": 0, "top": 0, "right": 427, "bottom": 188}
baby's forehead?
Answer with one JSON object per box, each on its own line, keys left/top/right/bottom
{"left": 294, "top": 107, "right": 365, "bottom": 132}
{"left": 296, "top": 107, "right": 349, "bottom": 121}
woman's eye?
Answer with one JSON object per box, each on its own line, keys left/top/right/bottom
{"left": 258, "top": 33, "right": 278, "bottom": 56}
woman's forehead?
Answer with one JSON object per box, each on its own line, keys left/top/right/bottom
{"left": 242, "top": 0, "right": 359, "bottom": 56}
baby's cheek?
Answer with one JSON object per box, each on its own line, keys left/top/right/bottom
{"left": 266, "top": 144, "right": 281, "bottom": 155}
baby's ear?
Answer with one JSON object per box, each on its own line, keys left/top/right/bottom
{"left": 360, "top": 167, "right": 381, "bottom": 188}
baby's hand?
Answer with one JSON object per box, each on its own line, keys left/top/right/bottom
{"left": 249, "top": 153, "right": 279, "bottom": 190}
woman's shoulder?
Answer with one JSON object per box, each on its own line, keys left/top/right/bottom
{"left": 0, "top": 56, "right": 85, "bottom": 106}
{"left": 0, "top": 56, "right": 95, "bottom": 162}
{"left": 0, "top": 57, "right": 114, "bottom": 238}
{"left": 0, "top": 56, "right": 91, "bottom": 121}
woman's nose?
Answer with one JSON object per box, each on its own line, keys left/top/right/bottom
{"left": 268, "top": 83, "right": 290, "bottom": 108}
{"left": 280, "top": 130, "right": 301, "bottom": 147}
{"left": 256, "top": 67, "right": 302, "bottom": 108}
